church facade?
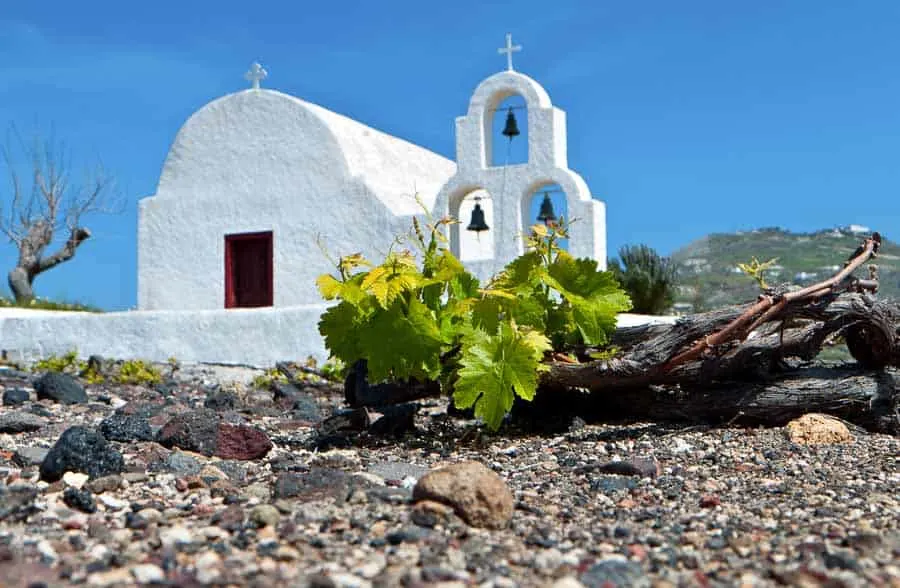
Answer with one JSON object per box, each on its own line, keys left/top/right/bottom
{"left": 137, "top": 38, "right": 606, "bottom": 312}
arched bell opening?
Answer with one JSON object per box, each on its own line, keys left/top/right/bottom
{"left": 450, "top": 188, "right": 495, "bottom": 262}
{"left": 486, "top": 94, "right": 528, "bottom": 167}
{"left": 524, "top": 183, "right": 569, "bottom": 252}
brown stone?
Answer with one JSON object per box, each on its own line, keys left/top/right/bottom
{"left": 700, "top": 494, "right": 721, "bottom": 508}
{"left": 785, "top": 413, "right": 853, "bottom": 445}
{"left": 85, "top": 474, "right": 122, "bottom": 494}
{"left": 208, "top": 479, "right": 238, "bottom": 499}
{"left": 412, "top": 461, "right": 514, "bottom": 529}
{"left": 215, "top": 423, "right": 273, "bottom": 460}
{"left": 410, "top": 499, "right": 455, "bottom": 528}
{"left": 214, "top": 504, "right": 245, "bottom": 531}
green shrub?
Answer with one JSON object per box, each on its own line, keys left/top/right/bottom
{"left": 319, "top": 358, "right": 346, "bottom": 382}
{"left": 33, "top": 350, "right": 81, "bottom": 374}
{"left": 608, "top": 244, "right": 677, "bottom": 315}
{"left": 0, "top": 297, "right": 103, "bottom": 312}
{"left": 116, "top": 359, "right": 162, "bottom": 385}
{"left": 31, "top": 351, "right": 162, "bottom": 386}
{"left": 251, "top": 368, "right": 287, "bottom": 390}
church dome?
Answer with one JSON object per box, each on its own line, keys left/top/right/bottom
{"left": 156, "top": 88, "right": 454, "bottom": 216}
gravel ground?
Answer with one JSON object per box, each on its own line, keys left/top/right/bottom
{"left": 0, "top": 361, "right": 897, "bottom": 588}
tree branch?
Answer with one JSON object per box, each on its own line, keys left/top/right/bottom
{"left": 35, "top": 227, "right": 91, "bottom": 274}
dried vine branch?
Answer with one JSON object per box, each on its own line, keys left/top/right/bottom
{"left": 662, "top": 233, "right": 882, "bottom": 371}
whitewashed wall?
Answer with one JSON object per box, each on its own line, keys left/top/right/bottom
{"left": 0, "top": 306, "right": 331, "bottom": 366}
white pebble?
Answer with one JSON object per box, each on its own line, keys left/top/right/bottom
{"left": 354, "top": 553, "right": 386, "bottom": 579}
{"left": 327, "top": 573, "right": 371, "bottom": 588}
{"left": 534, "top": 547, "right": 563, "bottom": 570}
{"left": 131, "top": 564, "right": 165, "bottom": 584}
{"left": 62, "top": 471, "right": 90, "bottom": 489}
{"left": 88, "top": 544, "right": 110, "bottom": 561}
{"left": 671, "top": 437, "right": 694, "bottom": 453}
{"left": 160, "top": 525, "right": 194, "bottom": 548}
{"left": 194, "top": 551, "right": 222, "bottom": 584}
{"left": 36, "top": 539, "right": 57, "bottom": 562}
{"left": 549, "top": 577, "right": 586, "bottom": 588}
{"left": 99, "top": 495, "right": 128, "bottom": 510}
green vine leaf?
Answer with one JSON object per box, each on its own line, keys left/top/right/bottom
{"left": 452, "top": 322, "right": 551, "bottom": 431}
{"left": 317, "top": 301, "right": 368, "bottom": 365}
{"left": 357, "top": 298, "right": 444, "bottom": 382}
{"left": 545, "top": 252, "right": 632, "bottom": 345}
{"left": 316, "top": 274, "right": 343, "bottom": 300}
{"left": 489, "top": 251, "right": 544, "bottom": 293}
{"left": 361, "top": 252, "right": 421, "bottom": 309}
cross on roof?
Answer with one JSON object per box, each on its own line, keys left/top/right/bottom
{"left": 497, "top": 33, "right": 522, "bottom": 72}
{"left": 244, "top": 62, "right": 268, "bottom": 90}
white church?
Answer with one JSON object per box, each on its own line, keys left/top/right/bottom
{"left": 1, "top": 35, "right": 613, "bottom": 366}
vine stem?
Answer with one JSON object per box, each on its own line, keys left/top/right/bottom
{"left": 662, "top": 233, "right": 882, "bottom": 372}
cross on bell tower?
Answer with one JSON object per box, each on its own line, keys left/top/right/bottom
{"left": 497, "top": 33, "right": 522, "bottom": 72}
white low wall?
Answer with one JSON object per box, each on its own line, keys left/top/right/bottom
{"left": 0, "top": 307, "right": 679, "bottom": 367}
{"left": 1, "top": 305, "right": 331, "bottom": 366}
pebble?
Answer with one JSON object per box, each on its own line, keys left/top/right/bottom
{"left": 63, "top": 486, "right": 97, "bottom": 513}
{"left": 137, "top": 507, "right": 163, "bottom": 523}
{"left": 412, "top": 461, "right": 514, "bottom": 529}
{"left": 39, "top": 426, "right": 125, "bottom": 482}
{"left": 63, "top": 471, "right": 90, "bottom": 489}
{"left": 249, "top": 504, "right": 281, "bottom": 528}
{"left": 86, "top": 568, "right": 132, "bottom": 587}
{"left": 34, "top": 371, "right": 87, "bottom": 404}
{"left": 98, "top": 494, "right": 127, "bottom": 510}
{"left": 99, "top": 408, "right": 157, "bottom": 442}
{"left": 550, "top": 578, "right": 586, "bottom": 588}
{"left": 194, "top": 551, "right": 222, "bottom": 584}
{"left": 0, "top": 411, "right": 46, "bottom": 433}
{"left": 160, "top": 525, "right": 194, "bottom": 548}
{"left": 36, "top": 539, "right": 58, "bottom": 562}
{"left": 85, "top": 474, "right": 122, "bottom": 494}
{"left": 164, "top": 450, "right": 202, "bottom": 475}
{"left": 2, "top": 387, "right": 30, "bottom": 406}
{"left": 244, "top": 482, "right": 272, "bottom": 502}
{"left": 130, "top": 563, "right": 165, "bottom": 584}
{"left": 13, "top": 445, "right": 49, "bottom": 466}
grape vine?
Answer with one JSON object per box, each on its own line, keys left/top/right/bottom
{"left": 316, "top": 212, "right": 632, "bottom": 430}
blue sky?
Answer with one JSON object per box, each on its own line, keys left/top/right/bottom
{"left": 2, "top": 0, "right": 899, "bottom": 310}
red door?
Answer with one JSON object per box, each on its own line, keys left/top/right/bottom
{"left": 224, "top": 231, "right": 273, "bottom": 308}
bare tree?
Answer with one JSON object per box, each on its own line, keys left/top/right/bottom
{"left": 0, "top": 125, "right": 120, "bottom": 302}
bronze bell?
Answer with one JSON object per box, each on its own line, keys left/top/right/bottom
{"left": 536, "top": 192, "right": 557, "bottom": 225}
{"left": 501, "top": 107, "right": 520, "bottom": 139}
{"left": 467, "top": 202, "right": 489, "bottom": 232}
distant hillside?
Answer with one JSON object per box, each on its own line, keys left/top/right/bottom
{"left": 670, "top": 225, "right": 900, "bottom": 312}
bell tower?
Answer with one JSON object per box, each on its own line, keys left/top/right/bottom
{"left": 433, "top": 34, "right": 607, "bottom": 283}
